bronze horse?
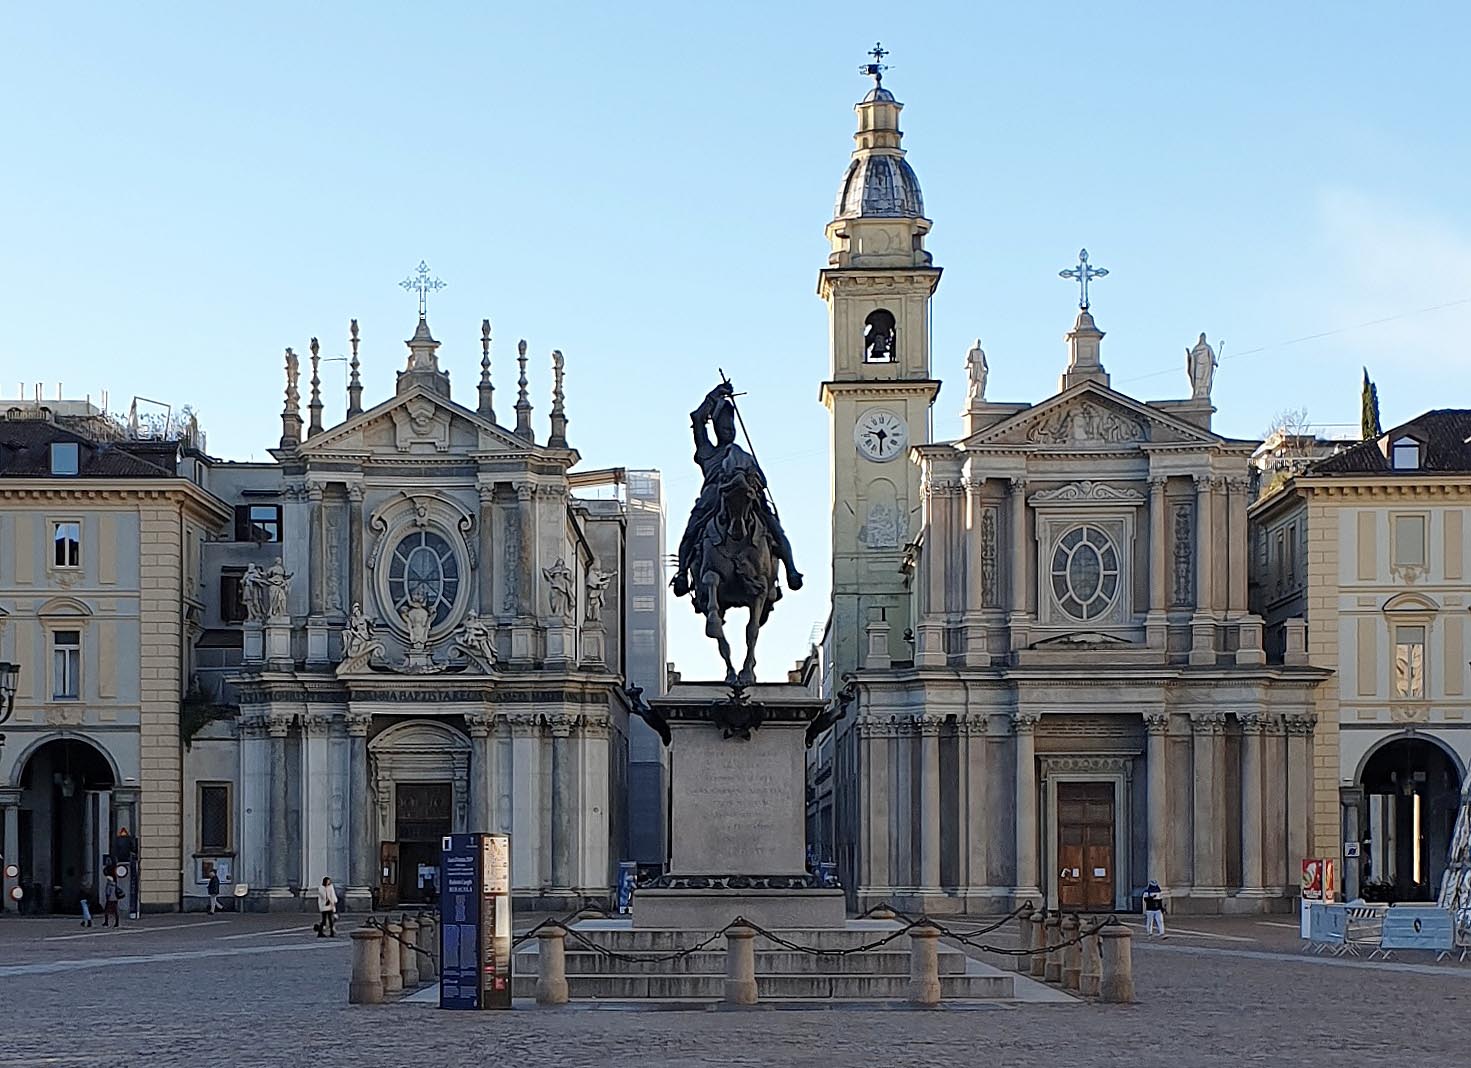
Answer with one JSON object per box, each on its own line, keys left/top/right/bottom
{"left": 693, "top": 464, "right": 781, "bottom": 688}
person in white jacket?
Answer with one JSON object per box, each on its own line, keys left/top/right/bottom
{"left": 316, "top": 876, "right": 338, "bottom": 937}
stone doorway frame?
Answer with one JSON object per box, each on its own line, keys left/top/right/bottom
{"left": 367, "top": 719, "right": 471, "bottom": 846}
{"left": 1039, "top": 754, "right": 1136, "bottom": 912}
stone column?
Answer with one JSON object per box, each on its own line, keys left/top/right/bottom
{"left": 477, "top": 484, "right": 496, "bottom": 616}
{"left": 347, "top": 483, "right": 364, "bottom": 612}
{"left": 467, "top": 712, "right": 494, "bottom": 833}
{"left": 1190, "top": 475, "right": 1217, "bottom": 665}
{"left": 1013, "top": 712, "right": 1042, "bottom": 900}
{"left": 268, "top": 715, "right": 293, "bottom": 890}
{"left": 346, "top": 713, "right": 374, "bottom": 893}
{"left": 1239, "top": 711, "right": 1266, "bottom": 897}
{"left": 1, "top": 797, "right": 19, "bottom": 912}
{"left": 1144, "top": 712, "right": 1169, "bottom": 888}
{"left": 308, "top": 482, "right": 326, "bottom": 616}
{"left": 1008, "top": 477, "right": 1029, "bottom": 649}
{"left": 1226, "top": 477, "right": 1250, "bottom": 617}
{"left": 510, "top": 482, "right": 537, "bottom": 664}
{"left": 963, "top": 479, "right": 990, "bottom": 666}
{"left": 550, "top": 715, "right": 576, "bottom": 891}
{"left": 1190, "top": 712, "right": 1225, "bottom": 896}
{"left": 917, "top": 715, "right": 942, "bottom": 892}
{"left": 1285, "top": 714, "right": 1315, "bottom": 890}
{"left": 1340, "top": 786, "right": 1363, "bottom": 901}
{"left": 860, "top": 719, "right": 891, "bottom": 895}
{"left": 1147, "top": 477, "right": 1168, "bottom": 648}
{"left": 964, "top": 716, "right": 989, "bottom": 891}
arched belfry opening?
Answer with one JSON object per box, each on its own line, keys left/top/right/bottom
{"left": 863, "top": 309, "right": 896, "bottom": 363}
{"left": 1358, "top": 735, "right": 1463, "bottom": 901}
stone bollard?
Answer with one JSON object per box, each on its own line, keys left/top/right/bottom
{"left": 908, "top": 924, "right": 942, "bottom": 1007}
{"left": 1014, "top": 904, "right": 1035, "bottom": 974}
{"left": 1029, "top": 911, "right": 1048, "bottom": 979}
{"left": 1061, "top": 914, "right": 1081, "bottom": 992}
{"left": 349, "top": 928, "right": 384, "bottom": 1005}
{"left": 1043, "top": 913, "right": 1063, "bottom": 984}
{"left": 416, "top": 915, "right": 437, "bottom": 985}
{"left": 723, "top": 923, "right": 758, "bottom": 1006}
{"left": 536, "top": 926, "right": 570, "bottom": 1005}
{"left": 1080, "top": 923, "right": 1102, "bottom": 997}
{"left": 399, "top": 917, "right": 420, "bottom": 990}
{"left": 380, "top": 922, "right": 404, "bottom": 995}
{"left": 1100, "top": 924, "right": 1135, "bottom": 1004}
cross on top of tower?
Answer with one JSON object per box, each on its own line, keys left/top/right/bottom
{"left": 399, "top": 260, "right": 446, "bottom": 318}
{"left": 1059, "top": 248, "right": 1109, "bottom": 310}
{"left": 859, "top": 42, "right": 889, "bottom": 87}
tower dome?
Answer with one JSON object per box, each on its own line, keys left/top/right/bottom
{"left": 831, "top": 81, "right": 925, "bottom": 220}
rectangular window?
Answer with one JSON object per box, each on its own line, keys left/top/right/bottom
{"left": 630, "top": 560, "right": 656, "bottom": 585}
{"left": 52, "top": 629, "right": 81, "bottom": 700}
{"left": 1286, "top": 522, "right": 1298, "bottom": 587}
{"left": 233, "top": 504, "right": 282, "bottom": 543}
{"left": 1393, "top": 514, "right": 1428, "bottom": 568}
{"left": 199, "top": 784, "right": 231, "bottom": 852}
{"left": 1392, "top": 437, "right": 1422, "bottom": 470}
{"left": 631, "top": 595, "right": 657, "bottom": 612}
{"left": 52, "top": 521, "right": 81, "bottom": 568}
{"left": 220, "top": 571, "right": 248, "bottom": 624}
{"left": 1395, "top": 625, "right": 1426, "bottom": 699}
{"left": 633, "top": 523, "right": 659, "bottom": 539}
{"left": 49, "top": 442, "right": 79, "bottom": 476}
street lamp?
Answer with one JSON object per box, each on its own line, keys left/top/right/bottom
{"left": 0, "top": 661, "right": 19, "bottom": 726}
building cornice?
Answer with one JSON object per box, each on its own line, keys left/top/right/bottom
{"left": 0, "top": 479, "right": 231, "bottom": 524}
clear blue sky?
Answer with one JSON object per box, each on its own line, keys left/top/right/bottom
{"left": 4, "top": 3, "right": 1469, "bottom": 679}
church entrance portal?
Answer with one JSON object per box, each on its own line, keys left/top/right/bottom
{"left": 1057, "top": 781, "right": 1116, "bottom": 911}
{"left": 393, "top": 782, "right": 452, "bottom": 904}
{"left": 14, "top": 738, "right": 116, "bottom": 913}
{"left": 1359, "top": 736, "right": 1462, "bottom": 901}
{"left": 368, "top": 719, "right": 470, "bottom": 909}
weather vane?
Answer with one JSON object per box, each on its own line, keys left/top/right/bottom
{"left": 859, "top": 42, "right": 889, "bottom": 87}
{"left": 1059, "top": 248, "right": 1108, "bottom": 310}
{"left": 400, "top": 260, "right": 446, "bottom": 318}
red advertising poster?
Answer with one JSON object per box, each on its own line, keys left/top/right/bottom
{"left": 1301, "top": 858, "right": 1324, "bottom": 901}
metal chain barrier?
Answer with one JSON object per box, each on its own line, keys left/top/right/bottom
{"left": 364, "top": 916, "right": 433, "bottom": 957}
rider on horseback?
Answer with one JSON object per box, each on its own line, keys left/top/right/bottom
{"left": 671, "top": 381, "right": 803, "bottom": 605}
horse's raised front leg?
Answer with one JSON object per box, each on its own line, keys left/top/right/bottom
{"left": 703, "top": 570, "right": 738, "bottom": 685}
{"left": 738, "top": 597, "right": 763, "bottom": 688}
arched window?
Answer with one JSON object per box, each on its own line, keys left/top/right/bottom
{"left": 863, "top": 309, "right": 896, "bottom": 363}
{"left": 387, "top": 530, "right": 462, "bottom": 627}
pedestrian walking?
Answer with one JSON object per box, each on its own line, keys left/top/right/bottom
{"left": 102, "top": 874, "right": 124, "bottom": 927}
{"left": 206, "top": 870, "right": 222, "bottom": 915}
{"left": 1143, "top": 878, "right": 1166, "bottom": 937}
{"left": 79, "top": 894, "right": 93, "bottom": 927}
{"left": 315, "top": 876, "right": 338, "bottom": 937}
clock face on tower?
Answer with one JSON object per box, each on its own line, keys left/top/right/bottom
{"left": 854, "top": 408, "right": 908, "bottom": 462}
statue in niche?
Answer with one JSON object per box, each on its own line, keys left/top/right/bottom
{"left": 544, "top": 557, "right": 575, "bottom": 620}
{"left": 262, "top": 559, "right": 293, "bottom": 619}
{"left": 965, "top": 339, "right": 988, "bottom": 405}
{"left": 1186, "top": 333, "right": 1218, "bottom": 402}
{"left": 451, "top": 610, "right": 498, "bottom": 669}
{"left": 585, "top": 567, "right": 613, "bottom": 622}
{"left": 398, "top": 590, "right": 432, "bottom": 650}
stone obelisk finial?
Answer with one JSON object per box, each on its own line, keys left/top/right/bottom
{"left": 477, "top": 319, "right": 495, "bottom": 421}
{"left": 514, "top": 339, "right": 534, "bottom": 442}
{"left": 347, "top": 319, "right": 363, "bottom": 417}
{"left": 548, "top": 350, "right": 567, "bottom": 448}
{"left": 307, "top": 336, "right": 324, "bottom": 437}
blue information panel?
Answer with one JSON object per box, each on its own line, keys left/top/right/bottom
{"left": 1380, "top": 906, "right": 1454, "bottom": 951}
{"left": 439, "top": 834, "right": 482, "bottom": 1010}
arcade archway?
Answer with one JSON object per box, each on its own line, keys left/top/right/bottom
{"left": 1359, "top": 735, "right": 1462, "bottom": 901}
{"left": 14, "top": 737, "right": 116, "bottom": 912}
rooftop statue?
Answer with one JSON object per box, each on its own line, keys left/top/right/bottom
{"left": 671, "top": 379, "right": 802, "bottom": 687}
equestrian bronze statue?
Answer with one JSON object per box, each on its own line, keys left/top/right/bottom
{"left": 671, "top": 379, "right": 802, "bottom": 686}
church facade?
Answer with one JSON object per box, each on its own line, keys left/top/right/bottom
{"left": 181, "top": 306, "right": 643, "bottom": 911}
{"left": 817, "top": 74, "right": 1328, "bottom": 915}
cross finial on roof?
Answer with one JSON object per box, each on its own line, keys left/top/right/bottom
{"left": 859, "top": 42, "right": 889, "bottom": 87}
{"left": 1059, "top": 248, "right": 1109, "bottom": 310}
{"left": 399, "top": 260, "right": 446, "bottom": 318}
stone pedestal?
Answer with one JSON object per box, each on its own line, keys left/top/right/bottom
{"left": 242, "top": 622, "right": 265, "bottom": 664}
{"left": 546, "top": 624, "right": 576, "bottom": 665}
{"left": 264, "top": 619, "right": 292, "bottom": 669}
{"left": 634, "top": 682, "right": 846, "bottom": 931}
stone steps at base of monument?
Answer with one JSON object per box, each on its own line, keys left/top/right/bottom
{"left": 509, "top": 973, "right": 1015, "bottom": 1000}
{"left": 557, "top": 926, "right": 918, "bottom": 952}
{"left": 515, "top": 948, "right": 972, "bottom": 976}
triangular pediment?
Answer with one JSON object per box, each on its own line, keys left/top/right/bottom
{"left": 960, "top": 381, "right": 1223, "bottom": 450}
{"left": 297, "top": 387, "right": 532, "bottom": 458}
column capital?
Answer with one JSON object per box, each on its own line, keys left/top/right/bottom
{"left": 914, "top": 714, "right": 945, "bottom": 736}
{"left": 1225, "top": 475, "right": 1252, "bottom": 495}
{"left": 958, "top": 714, "right": 990, "bottom": 737}
{"left": 345, "top": 711, "right": 373, "bottom": 737}
{"left": 1189, "top": 711, "right": 1227, "bottom": 735}
{"left": 1283, "top": 712, "right": 1318, "bottom": 736}
{"left": 1192, "top": 473, "right": 1213, "bottom": 492}
{"left": 347, "top": 482, "right": 365, "bottom": 503}
{"left": 240, "top": 713, "right": 271, "bottom": 739}
{"left": 1009, "top": 475, "right": 1027, "bottom": 494}
{"left": 465, "top": 711, "right": 494, "bottom": 738}
{"left": 547, "top": 714, "right": 575, "bottom": 738}
{"left": 1011, "top": 711, "right": 1042, "bottom": 735}
{"left": 1143, "top": 711, "right": 1169, "bottom": 735}
{"left": 477, "top": 482, "right": 497, "bottom": 504}
{"left": 582, "top": 714, "right": 611, "bottom": 740}
{"left": 1237, "top": 710, "right": 1268, "bottom": 735}
{"left": 514, "top": 481, "right": 535, "bottom": 503}
{"left": 265, "top": 713, "right": 293, "bottom": 738}
{"left": 506, "top": 711, "right": 541, "bottom": 737}
{"left": 1148, "top": 475, "right": 1168, "bottom": 493}
{"left": 303, "top": 713, "right": 334, "bottom": 737}
{"left": 963, "top": 475, "right": 986, "bottom": 496}
{"left": 307, "top": 482, "right": 326, "bottom": 502}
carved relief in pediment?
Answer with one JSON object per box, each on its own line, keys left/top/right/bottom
{"left": 390, "top": 396, "right": 451, "bottom": 452}
{"left": 1025, "top": 400, "right": 1147, "bottom": 445}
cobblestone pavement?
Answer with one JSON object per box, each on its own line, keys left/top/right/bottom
{"left": 1, "top": 912, "right": 1468, "bottom": 1067}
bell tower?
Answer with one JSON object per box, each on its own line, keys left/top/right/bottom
{"left": 819, "top": 49, "right": 942, "bottom": 679}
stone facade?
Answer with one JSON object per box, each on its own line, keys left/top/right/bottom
{"left": 815, "top": 76, "right": 1328, "bottom": 915}
{"left": 0, "top": 404, "right": 228, "bottom": 913}
{"left": 1252, "top": 410, "right": 1471, "bottom": 901}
